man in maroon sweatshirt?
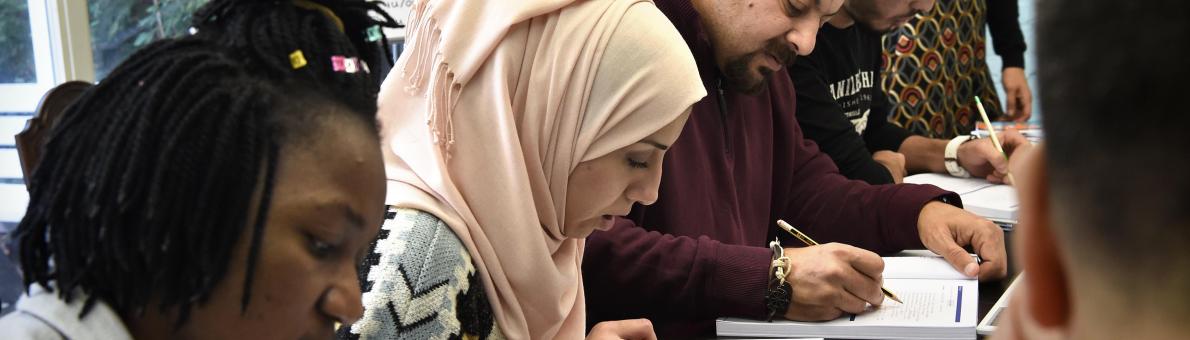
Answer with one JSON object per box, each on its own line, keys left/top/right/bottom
{"left": 583, "top": 0, "right": 1007, "bottom": 337}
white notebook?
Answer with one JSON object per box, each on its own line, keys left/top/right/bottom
{"left": 716, "top": 256, "right": 978, "bottom": 340}
{"left": 904, "top": 173, "right": 1019, "bottom": 222}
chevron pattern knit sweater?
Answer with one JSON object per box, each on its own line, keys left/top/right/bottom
{"left": 340, "top": 207, "right": 504, "bottom": 340}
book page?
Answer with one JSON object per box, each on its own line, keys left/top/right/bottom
{"left": 904, "top": 174, "right": 994, "bottom": 195}
{"left": 716, "top": 257, "right": 980, "bottom": 338}
{"left": 904, "top": 173, "right": 1019, "bottom": 221}
{"left": 962, "top": 185, "right": 1019, "bottom": 221}
{"left": 882, "top": 257, "right": 973, "bottom": 280}
{"left": 827, "top": 279, "right": 977, "bottom": 326}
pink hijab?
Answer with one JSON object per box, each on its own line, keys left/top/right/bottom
{"left": 377, "top": 0, "right": 704, "bottom": 338}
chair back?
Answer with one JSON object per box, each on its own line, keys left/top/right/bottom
{"left": 15, "top": 81, "right": 93, "bottom": 187}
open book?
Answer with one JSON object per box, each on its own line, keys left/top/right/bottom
{"left": 904, "top": 173, "right": 1018, "bottom": 223}
{"left": 716, "top": 256, "right": 978, "bottom": 340}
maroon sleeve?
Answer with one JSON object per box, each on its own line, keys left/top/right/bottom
{"left": 770, "top": 74, "right": 958, "bottom": 253}
{"left": 583, "top": 218, "right": 772, "bottom": 322}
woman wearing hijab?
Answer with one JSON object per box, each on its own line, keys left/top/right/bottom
{"left": 338, "top": 0, "right": 706, "bottom": 339}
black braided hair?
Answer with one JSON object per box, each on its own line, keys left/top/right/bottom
{"left": 192, "top": 0, "right": 400, "bottom": 91}
{"left": 14, "top": 0, "right": 392, "bottom": 327}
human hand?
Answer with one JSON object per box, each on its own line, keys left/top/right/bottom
{"left": 873, "top": 150, "right": 907, "bottom": 183}
{"left": 782, "top": 243, "right": 885, "bottom": 321}
{"left": 587, "top": 319, "right": 656, "bottom": 340}
{"left": 1001, "top": 67, "right": 1033, "bottom": 122}
{"left": 957, "top": 128, "right": 1031, "bottom": 184}
{"left": 917, "top": 201, "right": 1007, "bottom": 280}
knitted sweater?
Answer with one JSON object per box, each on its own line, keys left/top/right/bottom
{"left": 340, "top": 207, "right": 503, "bottom": 340}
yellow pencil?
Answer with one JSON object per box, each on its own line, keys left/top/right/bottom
{"left": 974, "top": 96, "right": 1017, "bottom": 184}
{"left": 775, "top": 220, "right": 903, "bottom": 304}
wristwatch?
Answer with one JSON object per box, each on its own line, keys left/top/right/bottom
{"left": 944, "top": 135, "right": 978, "bottom": 178}
{"left": 765, "top": 239, "right": 792, "bottom": 321}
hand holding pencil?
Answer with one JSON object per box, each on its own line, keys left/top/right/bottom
{"left": 974, "top": 97, "right": 1019, "bottom": 184}
{"left": 776, "top": 220, "right": 903, "bottom": 304}
{"left": 767, "top": 220, "right": 898, "bottom": 321}
{"left": 952, "top": 99, "right": 1032, "bottom": 184}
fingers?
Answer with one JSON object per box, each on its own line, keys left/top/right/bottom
{"left": 1018, "top": 92, "right": 1034, "bottom": 122}
{"left": 1006, "top": 90, "right": 1035, "bottom": 122}
{"left": 933, "top": 237, "right": 979, "bottom": 278}
{"left": 837, "top": 244, "right": 885, "bottom": 278}
{"left": 981, "top": 130, "right": 1028, "bottom": 175}
{"left": 919, "top": 203, "right": 1008, "bottom": 280}
{"left": 588, "top": 319, "right": 656, "bottom": 340}
{"left": 998, "top": 129, "right": 1030, "bottom": 152}
{"left": 1005, "top": 90, "right": 1019, "bottom": 119}
{"left": 957, "top": 139, "right": 1001, "bottom": 177}
{"left": 987, "top": 172, "right": 1007, "bottom": 185}
{"left": 783, "top": 244, "right": 884, "bottom": 320}
{"left": 973, "top": 222, "right": 1008, "bottom": 280}
{"left": 1001, "top": 67, "right": 1032, "bottom": 122}
{"left": 835, "top": 288, "right": 876, "bottom": 313}
{"left": 985, "top": 147, "right": 1011, "bottom": 175}
{"left": 1016, "top": 82, "right": 1034, "bottom": 122}
{"left": 826, "top": 244, "right": 885, "bottom": 306}
{"left": 838, "top": 269, "right": 885, "bottom": 308}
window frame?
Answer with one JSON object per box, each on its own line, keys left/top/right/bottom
{"left": 0, "top": 0, "right": 94, "bottom": 113}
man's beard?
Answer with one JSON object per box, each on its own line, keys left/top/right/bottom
{"left": 721, "top": 39, "right": 796, "bottom": 95}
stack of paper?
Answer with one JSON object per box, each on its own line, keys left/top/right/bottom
{"left": 973, "top": 122, "right": 1043, "bottom": 143}
{"left": 904, "top": 173, "right": 1018, "bottom": 222}
{"left": 716, "top": 256, "right": 978, "bottom": 340}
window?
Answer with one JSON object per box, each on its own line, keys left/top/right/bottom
{"left": 0, "top": 0, "right": 56, "bottom": 227}
{"left": 0, "top": 0, "right": 208, "bottom": 227}
{"left": 88, "top": 0, "right": 208, "bottom": 79}
{"left": 0, "top": 0, "right": 56, "bottom": 113}
{"left": 0, "top": 0, "right": 37, "bottom": 85}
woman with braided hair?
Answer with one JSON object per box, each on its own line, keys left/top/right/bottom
{"left": 0, "top": 1, "right": 396, "bottom": 339}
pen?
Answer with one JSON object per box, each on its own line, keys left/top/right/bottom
{"left": 776, "top": 220, "right": 904, "bottom": 304}
{"left": 974, "top": 96, "right": 1017, "bottom": 184}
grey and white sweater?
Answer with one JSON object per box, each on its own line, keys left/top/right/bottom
{"left": 339, "top": 207, "right": 503, "bottom": 340}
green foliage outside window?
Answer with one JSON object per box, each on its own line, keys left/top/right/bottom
{"left": 0, "top": 0, "right": 210, "bottom": 83}
{"left": 0, "top": 0, "right": 35, "bottom": 84}
{"left": 89, "top": 0, "right": 208, "bottom": 79}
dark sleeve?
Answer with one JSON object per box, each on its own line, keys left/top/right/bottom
{"left": 861, "top": 67, "right": 912, "bottom": 154}
{"left": 789, "top": 56, "right": 896, "bottom": 185}
{"left": 583, "top": 218, "right": 773, "bottom": 321}
{"left": 986, "top": 0, "right": 1027, "bottom": 69}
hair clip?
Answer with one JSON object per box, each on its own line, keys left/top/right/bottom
{"left": 289, "top": 50, "right": 308, "bottom": 69}
{"left": 331, "top": 55, "right": 346, "bottom": 72}
{"left": 365, "top": 25, "right": 382, "bottom": 42}
{"left": 360, "top": 60, "right": 371, "bottom": 74}
{"left": 331, "top": 56, "right": 360, "bottom": 73}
